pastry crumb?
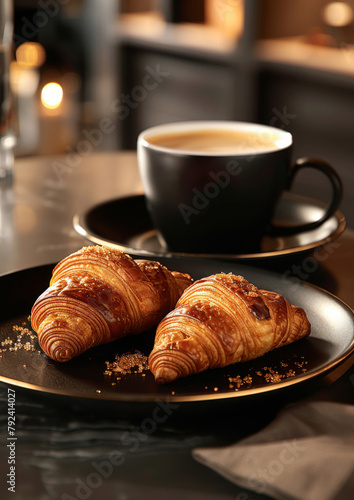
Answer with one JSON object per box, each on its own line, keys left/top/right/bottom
{"left": 227, "top": 354, "right": 308, "bottom": 389}
{"left": 105, "top": 350, "right": 149, "bottom": 377}
{"left": 1, "top": 324, "right": 38, "bottom": 355}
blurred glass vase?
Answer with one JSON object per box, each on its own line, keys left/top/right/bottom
{"left": 0, "top": 0, "right": 14, "bottom": 180}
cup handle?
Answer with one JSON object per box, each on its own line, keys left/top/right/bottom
{"left": 269, "top": 157, "right": 343, "bottom": 236}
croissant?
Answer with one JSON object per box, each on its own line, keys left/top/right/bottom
{"left": 31, "top": 246, "right": 192, "bottom": 362}
{"left": 149, "top": 273, "right": 311, "bottom": 384}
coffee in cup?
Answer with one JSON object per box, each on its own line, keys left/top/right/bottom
{"left": 145, "top": 128, "right": 286, "bottom": 154}
{"left": 137, "top": 121, "right": 342, "bottom": 254}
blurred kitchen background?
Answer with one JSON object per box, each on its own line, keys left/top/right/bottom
{"left": 9, "top": 0, "right": 354, "bottom": 226}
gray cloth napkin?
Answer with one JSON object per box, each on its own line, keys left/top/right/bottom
{"left": 193, "top": 401, "right": 354, "bottom": 500}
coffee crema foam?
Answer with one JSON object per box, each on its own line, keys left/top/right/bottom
{"left": 146, "top": 129, "right": 286, "bottom": 153}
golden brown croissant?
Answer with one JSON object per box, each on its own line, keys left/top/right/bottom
{"left": 31, "top": 246, "right": 192, "bottom": 362}
{"left": 149, "top": 273, "right": 311, "bottom": 384}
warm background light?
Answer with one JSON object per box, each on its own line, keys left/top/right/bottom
{"left": 16, "top": 42, "right": 46, "bottom": 68}
{"left": 41, "top": 82, "right": 63, "bottom": 109}
{"left": 10, "top": 61, "right": 40, "bottom": 96}
{"left": 205, "top": 0, "right": 244, "bottom": 40}
{"left": 323, "top": 1, "right": 354, "bottom": 27}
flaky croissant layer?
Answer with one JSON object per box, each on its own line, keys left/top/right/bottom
{"left": 149, "top": 273, "right": 311, "bottom": 384}
{"left": 31, "top": 246, "right": 192, "bottom": 362}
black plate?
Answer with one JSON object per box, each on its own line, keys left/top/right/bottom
{"left": 0, "top": 258, "right": 353, "bottom": 408}
{"left": 73, "top": 193, "right": 346, "bottom": 260}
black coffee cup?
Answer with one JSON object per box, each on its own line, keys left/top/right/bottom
{"left": 137, "top": 121, "right": 342, "bottom": 254}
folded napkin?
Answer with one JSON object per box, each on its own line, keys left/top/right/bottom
{"left": 193, "top": 401, "right": 354, "bottom": 500}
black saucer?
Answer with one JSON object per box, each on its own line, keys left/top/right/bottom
{"left": 73, "top": 192, "right": 346, "bottom": 261}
